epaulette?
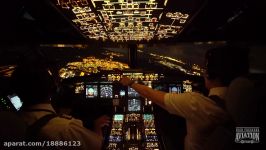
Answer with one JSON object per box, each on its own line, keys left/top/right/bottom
{"left": 59, "top": 114, "right": 73, "bottom": 120}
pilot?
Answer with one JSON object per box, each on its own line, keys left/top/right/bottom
{"left": 120, "top": 45, "right": 250, "bottom": 150}
{"left": 11, "top": 59, "right": 104, "bottom": 150}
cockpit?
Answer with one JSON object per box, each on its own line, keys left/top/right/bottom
{"left": 0, "top": 0, "right": 265, "bottom": 150}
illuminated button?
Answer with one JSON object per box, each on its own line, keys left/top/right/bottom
{"left": 180, "top": 19, "right": 186, "bottom": 24}
{"left": 121, "top": 4, "right": 127, "bottom": 9}
{"left": 166, "top": 12, "right": 172, "bottom": 18}
{"left": 140, "top": 11, "right": 146, "bottom": 16}
{"left": 116, "top": 11, "right": 123, "bottom": 15}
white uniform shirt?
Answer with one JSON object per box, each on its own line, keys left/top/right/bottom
{"left": 164, "top": 87, "right": 229, "bottom": 150}
{"left": 20, "top": 103, "right": 103, "bottom": 150}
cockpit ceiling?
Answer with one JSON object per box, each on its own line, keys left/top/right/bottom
{"left": 53, "top": 0, "right": 204, "bottom": 42}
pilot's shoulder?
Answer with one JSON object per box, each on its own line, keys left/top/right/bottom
{"left": 54, "top": 114, "right": 83, "bottom": 126}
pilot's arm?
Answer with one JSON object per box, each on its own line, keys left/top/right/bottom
{"left": 120, "top": 77, "right": 194, "bottom": 118}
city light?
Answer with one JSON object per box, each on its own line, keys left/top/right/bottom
{"left": 59, "top": 56, "right": 129, "bottom": 79}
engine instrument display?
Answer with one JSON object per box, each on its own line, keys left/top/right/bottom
{"left": 128, "top": 99, "right": 141, "bottom": 112}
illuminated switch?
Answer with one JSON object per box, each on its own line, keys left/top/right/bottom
{"left": 134, "top": 18, "right": 140, "bottom": 23}
{"left": 172, "top": 30, "right": 177, "bottom": 34}
{"left": 119, "top": 22, "right": 125, "bottom": 28}
{"left": 140, "top": 11, "right": 146, "bottom": 16}
{"left": 134, "top": 3, "right": 139, "bottom": 9}
{"left": 151, "top": 17, "right": 157, "bottom": 22}
{"left": 81, "top": 0, "right": 88, "bottom": 5}
{"left": 105, "top": 19, "right": 110, "bottom": 23}
{"left": 72, "top": 7, "right": 81, "bottom": 14}
{"left": 110, "top": 5, "right": 115, "bottom": 10}
{"left": 89, "top": 13, "right": 95, "bottom": 17}
{"left": 150, "top": 4, "right": 157, "bottom": 9}
{"left": 103, "top": 14, "right": 108, "bottom": 19}
{"left": 145, "top": 18, "right": 151, "bottom": 22}
{"left": 128, "top": 16, "right": 133, "bottom": 21}
{"left": 144, "top": 27, "right": 149, "bottom": 31}
{"left": 137, "top": 22, "right": 142, "bottom": 27}
{"left": 76, "top": 14, "right": 82, "bottom": 19}
{"left": 134, "top": 10, "right": 140, "bottom": 14}
{"left": 174, "top": 12, "right": 183, "bottom": 18}
{"left": 121, "top": 4, "right": 127, "bottom": 9}
{"left": 166, "top": 12, "right": 172, "bottom": 18}
{"left": 71, "top": 1, "right": 78, "bottom": 7}
{"left": 116, "top": 11, "right": 123, "bottom": 15}
{"left": 145, "top": 4, "right": 150, "bottom": 9}
{"left": 128, "top": 4, "right": 133, "bottom": 9}
{"left": 83, "top": 6, "right": 91, "bottom": 12}
{"left": 180, "top": 19, "right": 186, "bottom": 24}
{"left": 182, "top": 14, "right": 189, "bottom": 19}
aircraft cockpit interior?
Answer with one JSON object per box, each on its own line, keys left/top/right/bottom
{"left": 0, "top": 0, "right": 265, "bottom": 150}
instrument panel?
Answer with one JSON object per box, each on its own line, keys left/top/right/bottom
{"left": 65, "top": 71, "right": 194, "bottom": 150}
{"left": 73, "top": 72, "right": 192, "bottom": 100}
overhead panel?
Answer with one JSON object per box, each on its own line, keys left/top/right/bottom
{"left": 54, "top": 0, "right": 194, "bottom": 42}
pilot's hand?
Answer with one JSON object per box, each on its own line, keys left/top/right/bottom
{"left": 120, "top": 77, "right": 134, "bottom": 86}
{"left": 93, "top": 115, "right": 111, "bottom": 136}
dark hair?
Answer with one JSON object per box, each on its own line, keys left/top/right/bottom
{"left": 53, "top": 84, "right": 76, "bottom": 109}
{"left": 205, "top": 45, "right": 249, "bottom": 86}
{"left": 11, "top": 61, "right": 56, "bottom": 106}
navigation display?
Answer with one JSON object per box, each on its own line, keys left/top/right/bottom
{"left": 128, "top": 87, "right": 140, "bottom": 98}
{"left": 86, "top": 85, "right": 98, "bottom": 98}
{"left": 100, "top": 84, "right": 113, "bottom": 98}
{"left": 169, "top": 84, "right": 182, "bottom": 94}
{"left": 128, "top": 99, "right": 141, "bottom": 112}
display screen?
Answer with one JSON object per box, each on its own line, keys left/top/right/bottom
{"left": 114, "top": 114, "right": 124, "bottom": 121}
{"left": 128, "top": 99, "right": 141, "bottom": 112}
{"left": 119, "top": 90, "right": 125, "bottom": 97}
{"left": 75, "top": 82, "right": 84, "bottom": 94}
{"left": 143, "top": 114, "right": 154, "bottom": 121}
{"left": 7, "top": 94, "right": 23, "bottom": 110}
{"left": 169, "top": 84, "right": 182, "bottom": 94}
{"left": 86, "top": 85, "right": 98, "bottom": 98}
{"left": 128, "top": 87, "right": 140, "bottom": 98}
{"left": 183, "top": 80, "right": 193, "bottom": 92}
{"left": 153, "top": 84, "right": 167, "bottom": 91}
{"left": 100, "top": 84, "right": 113, "bottom": 98}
